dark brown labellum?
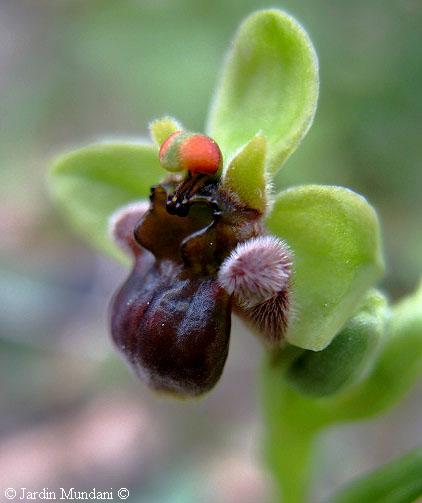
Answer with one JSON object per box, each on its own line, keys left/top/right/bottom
{"left": 110, "top": 176, "right": 263, "bottom": 397}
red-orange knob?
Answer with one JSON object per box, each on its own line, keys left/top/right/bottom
{"left": 159, "top": 131, "right": 222, "bottom": 175}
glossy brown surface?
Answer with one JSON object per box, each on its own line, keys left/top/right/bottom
{"left": 110, "top": 178, "right": 263, "bottom": 396}
{"left": 111, "top": 259, "right": 231, "bottom": 396}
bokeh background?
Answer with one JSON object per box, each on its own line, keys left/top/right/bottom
{"left": 1, "top": 1, "right": 421, "bottom": 501}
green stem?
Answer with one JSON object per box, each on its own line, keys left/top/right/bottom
{"left": 266, "top": 428, "right": 316, "bottom": 503}
{"left": 261, "top": 347, "right": 319, "bottom": 503}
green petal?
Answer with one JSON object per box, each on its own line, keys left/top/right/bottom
{"left": 149, "top": 116, "right": 183, "bottom": 146}
{"left": 331, "top": 448, "right": 422, "bottom": 503}
{"left": 286, "top": 290, "right": 388, "bottom": 396}
{"left": 223, "top": 134, "right": 267, "bottom": 211}
{"left": 48, "top": 142, "right": 162, "bottom": 261}
{"left": 266, "top": 185, "right": 384, "bottom": 350}
{"left": 207, "top": 9, "right": 319, "bottom": 173}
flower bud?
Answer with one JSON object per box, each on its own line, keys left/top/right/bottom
{"left": 286, "top": 289, "right": 387, "bottom": 396}
{"left": 159, "top": 131, "right": 222, "bottom": 175}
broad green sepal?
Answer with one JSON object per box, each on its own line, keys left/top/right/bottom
{"left": 207, "top": 9, "right": 319, "bottom": 173}
{"left": 223, "top": 134, "right": 267, "bottom": 212}
{"left": 48, "top": 142, "right": 162, "bottom": 261}
{"left": 331, "top": 448, "right": 422, "bottom": 503}
{"left": 286, "top": 290, "right": 388, "bottom": 396}
{"left": 149, "top": 116, "right": 182, "bottom": 146}
{"left": 266, "top": 185, "right": 385, "bottom": 350}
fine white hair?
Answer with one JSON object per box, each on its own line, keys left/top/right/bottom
{"left": 218, "top": 235, "right": 293, "bottom": 308}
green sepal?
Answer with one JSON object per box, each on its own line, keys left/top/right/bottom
{"left": 48, "top": 141, "right": 162, "bottom": 261}
{"left": 286, "top": 290, "right": 388, "bottom": 396}
{"left": 207, "top": 9, "right": 319, "bottom": 173}
{"left": 149, "top": 116, "right": 183, "bottom": 146}
{"left": 223, "top": 134, "right": 267, "bottom": 212}
{"left": 266, "top": 185, "right": 385, "bottom": 350}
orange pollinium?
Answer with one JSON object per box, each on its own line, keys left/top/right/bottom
{"left": 159, "top": 131, "right": 222, "bottom": 176}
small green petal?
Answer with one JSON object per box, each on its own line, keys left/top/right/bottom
{"left": 223, "top": 134, "right": 267, "bottom": 211}
{"left": 207, "top": 9, "right": 319, "bottom": 173}
{"left": 286, "top": 290, "right": 388, "bottom": 396}
{"left": 149, "top": 116, "right": 183, "bottom": 146}
{"left": 266, "top": 185, "right": 384, "bottom": 350}
{"left": 48, "top": 142, "right": 161, "bottom": 261}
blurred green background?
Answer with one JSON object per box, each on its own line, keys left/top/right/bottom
{"left": 0, "top": 1, "right": 421, "bottom": 502}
